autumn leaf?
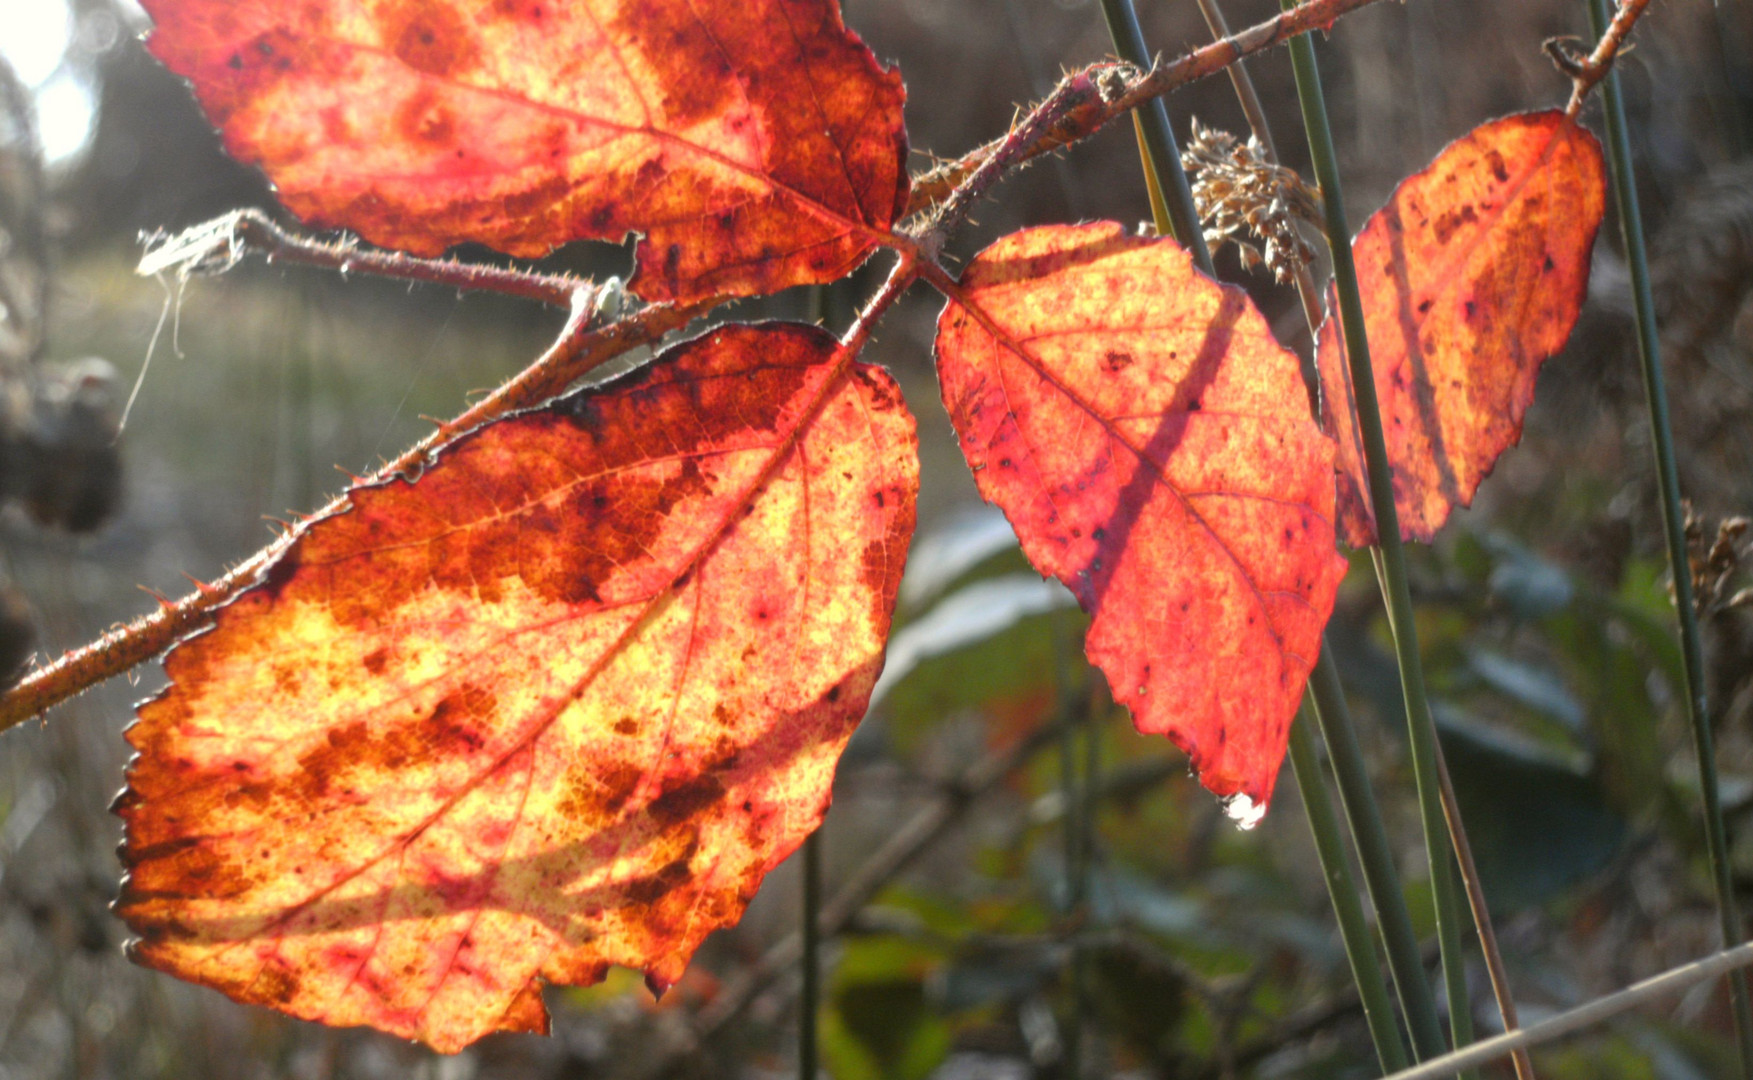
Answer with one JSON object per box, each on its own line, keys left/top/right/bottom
{"left": 139, "top": 0, "right": 909, "bottom": 304}
{"left": 934, "top": 222, "right": 1347, "bottom": 817}
{"left": 114, "top": 323, "right": 918, "bottom": 1052}
{"left": 1320, "top": 110, "right": 1606, "bottom": 546}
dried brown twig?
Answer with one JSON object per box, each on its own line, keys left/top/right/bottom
{"left": 1552, "top": 0, "right": 1655, "bottom": 118}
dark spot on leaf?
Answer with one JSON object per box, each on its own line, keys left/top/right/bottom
{"left": 388, "top": 0, "right": 481, "bottom": 77}
{"left": 648, "top": 774, "right": 724, "bottom": 828}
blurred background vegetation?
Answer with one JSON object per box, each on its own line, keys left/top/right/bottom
{"left": 1, "top": 0, "right": 1751, "bottom": 1076}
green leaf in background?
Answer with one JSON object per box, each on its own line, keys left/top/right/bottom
{"left": 823, "top": 936, "right": 954, "bottom": 1080}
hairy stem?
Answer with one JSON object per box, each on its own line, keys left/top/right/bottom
{"left": 138, "top": 208, "right": 584, "bottom": 308}
{"left": 904, "top": 0, "right": 1399, "bottom": 217}
{"left": 1583, "top": 0, "right": 1753, "bottom": 1070}
{"left": 1560, "top": 0, "right": 1655, "bottom": 118}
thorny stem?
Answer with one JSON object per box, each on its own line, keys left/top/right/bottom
{"left": 0, "top": 288, "right": 706, "bottom": 729}
{"left": 0, "top": 0, "right": 1402, "bottom": 731}
{"left": 138, "top": 208, "right": 584, "bottom": 308}
{"left": 1583, "top": 0, "right": 1753, "bottom": 1070}
{"left": 1287, "top": 717, "right": 1411, "bottom": 1074}
{"left": 1557, "top": 0, "right": 1655, "bottom": 119}
{"left": 917, "top": 72, "right": 1105, "bottom": 247}
{"left": 1276, "top": 4, "right": 1480, "bottom": 1068}
{"left": 904, "top": 0, "right": 1398, "bottom": 217}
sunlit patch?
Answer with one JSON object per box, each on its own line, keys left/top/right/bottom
{"left": 1222, "top": 792, "right": 1265, "bottom": 831}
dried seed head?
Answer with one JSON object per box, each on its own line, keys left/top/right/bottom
{"left": 1181, "top": 119, "right": 1322, "bottom": 284}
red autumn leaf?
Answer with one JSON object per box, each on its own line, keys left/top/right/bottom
{"left": 934, "top": 222, "right": 1348, "bottom": 817}
{"left": 1319, "top": 110, "right": 1606, "bottom": 546}
{"left": 139, "top": 0, "right": 908, "bottom": 304}
{"left": 114, "top": 323, "right": 918, "bottom": 1052}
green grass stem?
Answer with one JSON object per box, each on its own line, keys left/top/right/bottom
{"left": 1307, "top": 649, "right": 1449, "bottom": 1061}
{"left": 1584, "top": 0, "right": 1753, "bottom": 1070}
{"left": 1289, "top": 716, "right": 1412, "bottom": 1073}
{"left": 1275, "top": 7, "right": 1476, "bottom": 1065}
{"left": 1095, "top": 0, "right": 1211, "bottom": 266}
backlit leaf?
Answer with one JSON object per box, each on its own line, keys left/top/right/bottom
{"left": 139, "top": 0, "right": 909, "bottom": 303}
{"left": 115, "top": 323, "right": 918, "bottom": 1051}
{"left": 934, "top": 222, "right": 1348, "bottom": 817}
{"left": 1319, "top": 110, "right": 1606, "bottom": 546}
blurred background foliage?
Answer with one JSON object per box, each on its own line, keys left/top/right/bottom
{"left": 0, "top": 0, "right": 1751, "bottom": 1077}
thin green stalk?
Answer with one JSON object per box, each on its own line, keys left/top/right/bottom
{"left": 1095, "top": 0, "right": 1211, "bottom": 265}
{"left": 1050, "top": 606, "right": 1087, "bottom": 1079}
{"left": 1289, "top": 716, "right": 1412, "bottom": 1074}
{"left": 1307, "top": 650, "right": 1449, "bottom": 1062}
{"left": 1276, "top": 6, "right": 1475, "bottom": 1064}
{"left": 1182, "top": 4, "right": 1436, "bottom": 1068}
{"left": 799, "top": 282, "right": 832, "bottom": 1080}
{"left": 1104, "top": 2, "right": 1444, "bottom": 1067}
{"left": 800, "top": 830, "right": 821, "bottom": 1080}
{"left": 1585, "top": 0, "right": 1753, "bottom": 1070}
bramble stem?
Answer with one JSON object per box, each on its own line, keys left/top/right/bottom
{"left": 1560, "top": 0, "right": 1655, "bottom": 118}
{"left": 1274, "top": 3, "right": 1477, "bottom": 1066}
{"left": 139, "top": 208, "right": 584, "bottom": 308}
{"left": 904, "top": 0, "right": 1400, "bottom": 217}
{"left": 1288, "top": 717, "right": 1411, "bottom": 1073}
{"left": 1583, "top": 0, "right": 1753, "bottom": 1071}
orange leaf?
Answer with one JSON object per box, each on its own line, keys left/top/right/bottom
{"left": 1320, "top": 110, "right": 1606, "bottom": 546}
{"left": 115, "top": 324, "right": 918, "bottom": 1051}
{"left": 139, "top": 0, "right": 908, "bottom": 304}
{"left": 934, "top": 222, "right": 1347, "bottom": 818}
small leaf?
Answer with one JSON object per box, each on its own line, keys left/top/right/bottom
{"left": 934, "top": 222, "right": 1347, "bottom": 814}
{"left": 140, "top": 0, "right": 909, "bottom": 303}
{"left": 1320, "top": 110, "right": 1606, "bottom": 546}
{"left": 116, "top": 323, "right": 918, "bottom": 1051}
